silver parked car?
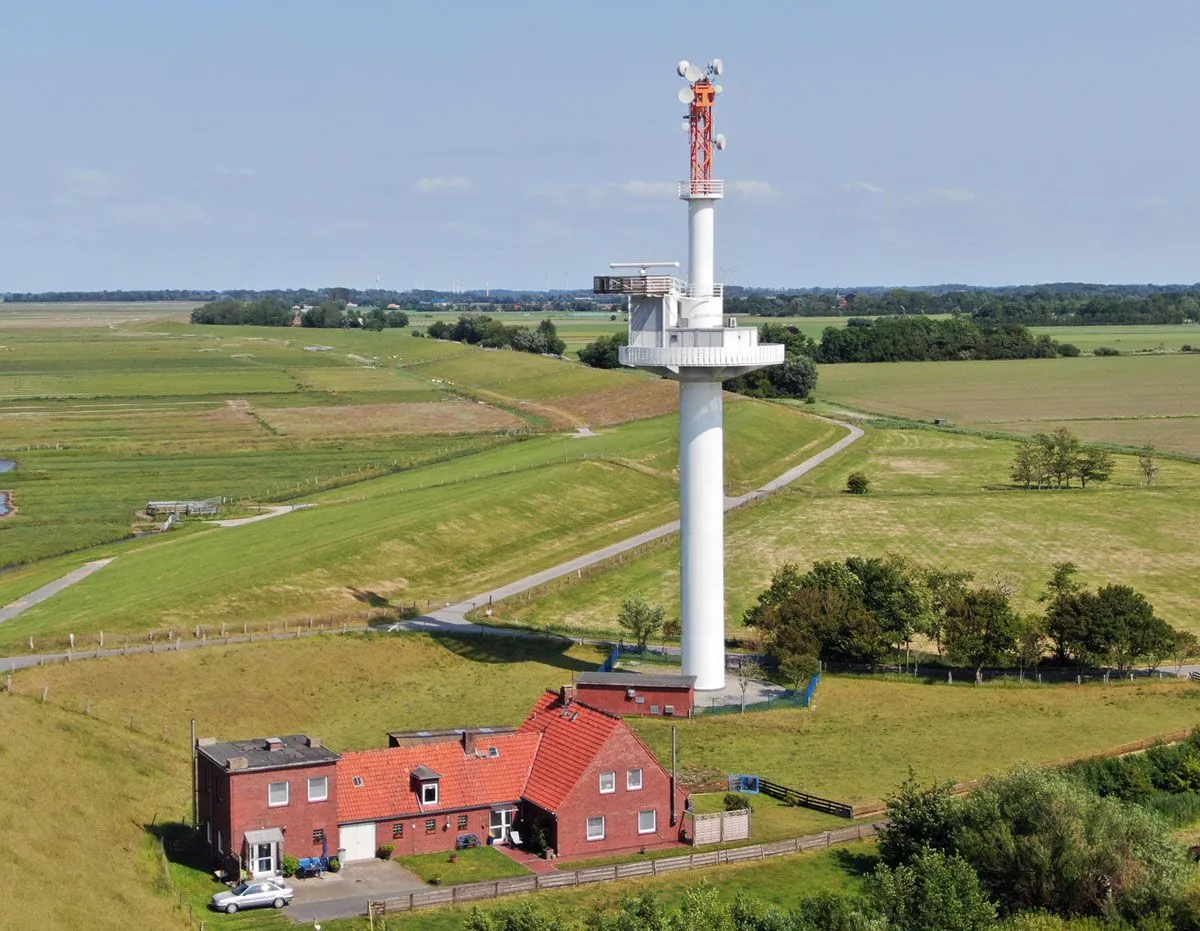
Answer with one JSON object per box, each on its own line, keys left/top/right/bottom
{"left": 211, "top": 879, "right": 295, "bottom": 913}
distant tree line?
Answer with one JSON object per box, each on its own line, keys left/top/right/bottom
{"left": 744, "top": 554, "right": 1184, "bottom": 677}
{"left": 726, "top": 284, "right": 1200, "bottom": 326}
{"left": 190, "top": 299, "right": 408, "bottom": 330}
{"left": 426, "top": 315, "right": 565, "bottom": 355}
{"left": 815, "top": 316, "right": 1070, "bottom": 362}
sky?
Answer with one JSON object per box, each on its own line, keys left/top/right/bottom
{"left": 2, "top": 0, "right": 1200, "bottom": 291}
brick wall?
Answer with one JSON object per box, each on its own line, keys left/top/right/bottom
{"left": 575, "top": 684, "right": 694, "bottom": 718}
{"left": 369, "top": 804, "right": 516, "bottom": 856}
{"left": 197, "top": 756, "right": 234, "bottom": 869}
{"left": 553, "top": 727, "right": 688, "bottom": 858}
{"left": 224, "top": 762, "right": 339, "bottom": 867}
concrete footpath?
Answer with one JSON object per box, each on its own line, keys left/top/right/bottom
{"left": 0, "top": 559, "right": 113, "bottom": 625}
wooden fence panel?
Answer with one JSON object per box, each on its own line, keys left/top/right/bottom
{"left": 690, "top": 852, "right": 719, "bottom": 868}
{"left": 454, "top": 881, "right": 499, "bottom": 902}
{"left": 536, "top": 872, "right": 579, "bottom": 889}
{"left": 725, "top": 845, "right": 764, "bottom": 862}
{"left": 411, "top": 888, "right": 456, "bottom": 907}
{"left": 762, "top": 840, "right": 798, "bottom": 857}
{"left": 496, "top": 876, "right": 538, "bottom": 894}
{"left": 653, "top": 856, "right": 692, "bottom": 873}
{"left": 379, "top": 895, "right": 412, "bottom": 912}
{"left": 577, "top": 867, "right": 618, "bottom": 884}
{"left": 615, "top": 861, "right": 656, "bottom": 878}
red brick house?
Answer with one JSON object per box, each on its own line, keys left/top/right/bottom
{"left": 518, "top": 689, "right": 689, "bottom": 858}
{"left": 573, "top": 672, "right": 696, "bottom": 718}
{"left": 195, "top": 735, "right": 340, "bottom": 879}
{"left": 195, "top": 691, "right": 688, "bottom": 874}
{"left": 335, "top": 729, "right": 540, "bottom": 860}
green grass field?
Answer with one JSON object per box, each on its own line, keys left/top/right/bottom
{"left": 8, "top": 633, "right": 1199, "bottom": 929}
{"left": 495, "top": 426, "right": 1200, "bottom": 636}
{"left": 816, "top": 353, "right": 1200, "bottom": 456}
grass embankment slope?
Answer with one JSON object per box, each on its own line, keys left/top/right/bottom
{"left": 495, "top": 425, "right": 1200, "bottom": 637}
{"left": 817, "top": 353, "right": 1200, "bottom": 456}
{"left": 10, "top": 635, "right": 1200, "bottom": 928}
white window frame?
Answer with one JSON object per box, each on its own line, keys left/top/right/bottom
{"left": 268, "top": 780, "right": 289, "bottom": 807}
{"left": 627, "top": 768, "right": 643, "bottom": 791}
{"left": 638, "top": 809, "right": 657, "bottom": 834}
{"left": 586, "top": 816, "right": 606, "bottom": 840}
{"left": 599, "top": 771, "right": 616, "bottom": 794}
{"left": 421, "top": 781, "right": 439, "bottom": 805}
{"left": 308, "top": 775, "right": 329, "bottom": 802}
{"left": 217, "top": 830, "right": 223, "bottom": 854}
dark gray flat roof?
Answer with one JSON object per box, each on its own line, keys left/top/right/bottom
{"left": 197, "top": 735, "right": 339, "bottom": 772}
{"left": 576, "top": 672, "right": 696, "bottom": 690}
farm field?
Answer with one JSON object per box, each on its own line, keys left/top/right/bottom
{"left": 494, "top": 426, "right": 1200, "bottom": 637}
{"left": 8, "top": 633, "right": 1199, "bottom": 929}
{"left": 1029, "top": 322, "right": 1200, "bottom": 352}
{"left": 815, "top": 354, "right": 1200, "bottom": 455}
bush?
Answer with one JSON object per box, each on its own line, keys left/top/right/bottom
{"left": 326, "top": 857, "right": 340, "bottom": 872}
{"left": 1058, "top": 342, "right": 1081, "bottom": 357}
{"left": 868, "top": 849, "right": 996, "bottom": 931}
{"left": 1182, "top": 344, "right": 1194, "bottom": 352}
{"left": 281, "top": 854, "right": 299, "bottom": 877}
{"left": 846, "top": 471, "right": 870, "bottom": 495}
{"left": 723, "top": 792, "right": 751, "bottom": 811}
{"left": 377, "top": 844, "right": 394, "bottom": 860}
{"left": 1093, "top": 346, "right": 1122, "bottom": 356}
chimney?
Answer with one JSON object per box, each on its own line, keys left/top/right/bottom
{"left": 227, "top": 757, "right": 249, "bottom": 771}
{"left": 196, "top": 737, "right": 217, "bottom": 747}
{"left": 306, "top": 736, "right": 323, "bottom": 748}
{"left": 265, "top": 737, "right": 283, "bottom": 751}
{"left": 461, "top": 730, "right": 476, "bottom": 755}
{"left": 560, "top": 684, "right": 576, "bottom": 705}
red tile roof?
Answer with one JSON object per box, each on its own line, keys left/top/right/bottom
{"left": 518, "top": 690, "right": 623, "bottom": 812}
{"left": 336, "top": 731, "right": 540, "bottom": 824}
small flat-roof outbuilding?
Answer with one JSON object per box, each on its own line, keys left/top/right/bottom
{"left": 572, "top": 671, "right": 696, "bottom": 718}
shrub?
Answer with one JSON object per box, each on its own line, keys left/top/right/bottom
{"left": 281, "top": 854, "right": 299, "bottom": 877}
{"left": 377, "top": 844, "right": 394, "bottom": 860}
{"left": 723, "top": 792, "right": 751, "bottom": 812}
{"left": 1093, "top": 346, "right": 1122, "bottom": 356}
{"left": 1182, "top": 344, "right": 1194, "bottom": 352}
{"left": 326, "top": 857, "right": 340, "bottom": 872}
{"left": 868, "top": 849, "right": 996, "bottom": 931}
{"left": 846, "top": 471, "right": 870, "bottom": 495}
{"left": 1058, "top": 342, "right": 1081, "bottom": 357}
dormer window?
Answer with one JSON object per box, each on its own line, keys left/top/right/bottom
{"left": 411, "top": 764, "right": 441, "bottom": 807}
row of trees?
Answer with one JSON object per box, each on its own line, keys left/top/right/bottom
{"left": 816, "top": 316, "right": 1069, "bottom": 363}
{"left": 1009, "top": 428, "right": 1115, "bottom": 489}
{"left": 726, "top": 285, "right": 1200, "bottom": 327}
{"left": 426, "top": 315, "right": 566, "bottom": 355}
{"left": 744, "top": 555, "right": 1187, "bottom": 677}
{"left": 190, "top": 299, "right": 409, "bottom": 330}
{"left": 466, "top": 764, "right": 1200, "bottom": 929}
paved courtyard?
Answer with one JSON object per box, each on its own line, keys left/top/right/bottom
{"left": 287, "top": 859, "right": 426, "bottom": 923}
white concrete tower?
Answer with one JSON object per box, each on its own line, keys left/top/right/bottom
{"left": 593, "top": 59, "right": 783, "bottom": 690}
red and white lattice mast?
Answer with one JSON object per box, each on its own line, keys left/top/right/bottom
{"left": 593, "top": 59, "right": 783, "bottom": 690}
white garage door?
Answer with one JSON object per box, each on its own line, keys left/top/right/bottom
{"left": 339, "top": 822, "right": 376, "bottom": 862}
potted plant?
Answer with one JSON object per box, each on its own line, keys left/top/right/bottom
{"left": 377, "top": 844, "right": 395, "bottom": 860}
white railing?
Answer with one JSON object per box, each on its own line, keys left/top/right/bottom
{"left": 678, "top": 179, "right": 725, "bottom": 198}
{"left": 594, "top": 276, "right": 724, "bottom": 299}
{"left": 620, "top": 344, "right": 784, "bottom": 368}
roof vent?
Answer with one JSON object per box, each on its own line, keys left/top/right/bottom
{"left": 306, "top": 736, "right": 323, "bottom": 748}
{"left": 353, "top": 775, "right": 364, "bottom": 788}
{"left": 265, "top": 737, "right": 284, "bottom": 751}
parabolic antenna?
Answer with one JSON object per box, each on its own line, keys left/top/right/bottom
{"left": 713, "top": 84, "right": 723, "bottom": 95}
{"left": 683, "top": 63, "right": 705, "bottom": 83}
{"left": 676, "top": 60, "right": 691, "bottom": 77}
{"left": 711, "top": 58, "right": 724, "bottom": 75}
{"left": 681, "top": 119, "right": 690, "bottom": 131}
{"left": 678, "top": 86, "right": 695, "bottom": 105}
{"left": 715, "top": 134, "right": 726, "bottom": 150}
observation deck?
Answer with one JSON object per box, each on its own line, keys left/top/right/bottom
{"left": 594, "top": 275, "right": 724, "bottom": 299}
{"left": 618, "top": 321, "right": 784, "bottom": 377}
{"left": 679, "top": 179, "right": 724, "bottom": 200}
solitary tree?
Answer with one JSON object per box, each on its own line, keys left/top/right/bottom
{"left": 735, "top": 658, "right": 765, "bottom": 712}
{"left": 779, "top": 652, "right": 820, "bottom": 695}
{"left": 846, "top": 471, "right": 870, "bottom": 495}
{"left": 1138, "top": 446, "right": 1160, "bottom": 486}
{"left": 616, "top": 596, "right": 664, "bottom": 653}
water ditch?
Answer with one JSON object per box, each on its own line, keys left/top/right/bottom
{"left": 0, "top": 459, "right": 14, "bottom": 516}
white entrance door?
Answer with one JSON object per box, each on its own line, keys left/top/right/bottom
{"left": 340, "top": 822, "right": 377, "bottom": 862}
{"left": 489, "top": 809, "right": 514, "bottom": 842}
{"left": 251, "top": 842, "right": 276, "bottom": 877}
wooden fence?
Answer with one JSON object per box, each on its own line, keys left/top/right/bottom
{"left": 759, "top": 778, "right": 854, "bottom": 819}
{"left": 689, "top": 809, "right": 751, "bottom": 845}
{"left": 371, "top": 822, "right": 882, "bottom": 915}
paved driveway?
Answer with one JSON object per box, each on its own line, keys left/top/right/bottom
{"left": 287, "top": 859, "right": 426, "bottom": 923}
